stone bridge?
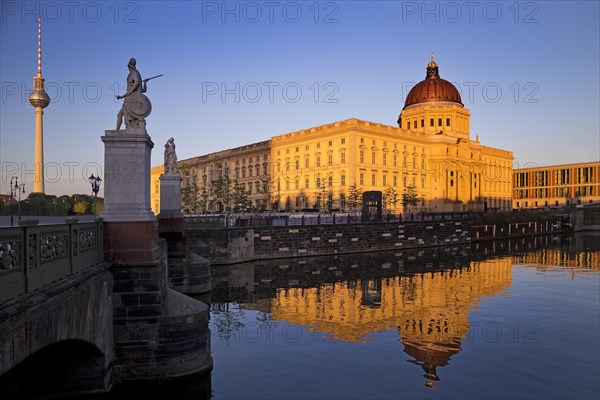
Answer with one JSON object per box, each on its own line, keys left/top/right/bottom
{"left": 1, "top": 102, "right": 212, "bottom": 397}
{"left": 0, "top": 124, "right": 213, "bottom": 398}
{"left": 0, "top": 217, "right": 212, "bottom": 398}
{"left": 0, "top": 219, "right": 113, "bottom": 396}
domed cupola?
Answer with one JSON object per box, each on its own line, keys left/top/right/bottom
{"left": 397, "top": 55, "right": 471, "bottom": 139}
{"left": 403, "top": 55, "right": 463, "bottom": 109}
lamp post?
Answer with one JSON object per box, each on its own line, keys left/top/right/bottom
{"left": 88, "top": 174, "right": 102, "bottom": 215}
{"left": 9, "top": 177, "right": 15, "bottom": 226}
{"left": 10, "top": 176, "right": 25, "bottom": 226}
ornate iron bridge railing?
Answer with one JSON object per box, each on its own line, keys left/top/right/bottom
{"left": 0, "top": 218, "right": 104, "bottom": 303}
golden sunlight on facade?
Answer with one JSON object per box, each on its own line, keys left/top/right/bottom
{"left": 150, "top": 57, "right": 513, "bottom": 214}
{"left": 150, "top": 142, "right": 271, "bottom": 215}
{"left": 272, "top": 57, "right": 512, "bottom": 213}
{"left": 513, "top": 161, "right": 600, "bottom": 209}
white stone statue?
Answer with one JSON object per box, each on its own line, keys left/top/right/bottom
{"left": 164, "top": 137, "right": 178, "bottom": 175}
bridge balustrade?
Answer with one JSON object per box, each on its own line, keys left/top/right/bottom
{"left": 0, "top": 219, "right": 104, "bottom": 303}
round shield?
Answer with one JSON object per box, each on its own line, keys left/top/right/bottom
{"left": 124, "top": 92, "right": 152, "bottom": 119}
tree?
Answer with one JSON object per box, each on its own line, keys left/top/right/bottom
{"left": 231, "top": 182, "right": 252, "bottom": 212}
{"left": 73, "top": 200, "right": 88, "bottom": 215}
{"left": 261, "top": 179, "right": 271, "bottom": 210}
{"left": 315, "top": 180, "right": 329, "bottom": 213}
{"left": 347, "top": 183, "right": 363, "bottom": 211}
{"left": 58, "top": 195, "right": 72, "bottom": 216}
{"left": 181, "top": 185, "right": 193, "bottom": 214}
{"left": 383, "top": 186, "right": 399, "bottom": 212}
{"left": 181, "top": 183, "right": 201, "bottom": 214}
{"left": 272, "top": 200, "right": 280, "bottom": 211}
{"left": 0, "top": 193, "right": 101, "bottom": 216}
{"left": 198, "top": 186, "right": 209, "bottom": 213}
{"left": 211, "top": 303, "right": 245, "bottom": 345}
{"left": 25, "top": 193, "right": 52, "bottom": 216}
{"left": 92, "top": 198, "right": 104, "bottom": 215}
{"left": 402, "top": 185, "right": 420, "bottom": 214}
{"left": 214, "top": 178, "right": 232, "bottom": 212}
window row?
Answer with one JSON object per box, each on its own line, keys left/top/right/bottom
{"left": 358, "top": 140, "right": 426, "bottom": 154}
{"left": 359, "top": 151, "right": 426, "bottom": 169}
{"left": 279, "top": 153, "right": 347, "bottom": 170}
{"left": 515, "top": 186, "right": 596, "bottom": 199}
{"left": 234, "top": 154, "right": 268, "bottom": 166}
{"left": 358, "top": 173, "right": 426, "bottom": 188}
{"left": 277, "top": 138, "right": 347, "bottom": 155}
{"left": 281, "top": 175, "right": 347, "bottom": 190}
{"left": 405, "top": 117, "right": 452, "bottom": 130}
{"left": 516, "top": 167, "right": 597, "bottom": 187}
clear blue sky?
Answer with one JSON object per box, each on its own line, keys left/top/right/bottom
{"left": 1, "top": 1, "right": 599, "bottom": 196}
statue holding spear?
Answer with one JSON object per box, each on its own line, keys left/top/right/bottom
{"left": 115, "top": 57, "right": 163, "bottom": 130}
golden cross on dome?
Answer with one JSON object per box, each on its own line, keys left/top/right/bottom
{"left": 431, "top": 51, "right": 434, "bottom": 60}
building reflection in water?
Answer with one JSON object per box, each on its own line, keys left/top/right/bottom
{"left": 267, "top": 258, "right": 511, "bottom": 388}
{"left": 211, "top": 233, "right": 599, "bottom": 388}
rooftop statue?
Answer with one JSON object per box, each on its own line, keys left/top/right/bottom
{"left": 115, "top": 58, "right": 162, "bottom": 130}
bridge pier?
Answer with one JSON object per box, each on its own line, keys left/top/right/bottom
{"left": 102, "top": 128, "right": 212, "bottom": 382}
{"left": 158, "top": 173, "right": 211, "bottom": 296}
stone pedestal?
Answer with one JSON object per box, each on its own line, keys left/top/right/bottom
{"left": 157, "top": 174, "right": 184, "bottom": 235}
{"left": 157, "top": 173, "right": 211, "bottom": 296}
{"left": 101, "top": 127, "right": 155, "bottom": 222}
{"left": 101, "top": 128, "right": 160, "bottom": 262}
{"left": 101, "top": 127, "right": 212, "bottom": 381}
{"left": 158, "top": 174, "right": 183, "bottom": 216}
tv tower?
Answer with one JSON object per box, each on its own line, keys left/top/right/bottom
{"left": 28, "top": 16, "right": 50, "bottom": 193}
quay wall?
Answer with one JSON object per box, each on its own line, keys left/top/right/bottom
{"left": 472, "top": 220, "right": 564, "bottom": 241}
{"left": 574, "top": 203, "right": 600, "bottom": 231}
{"left": 187, "top": 219, "right": 471, "bottom": 265}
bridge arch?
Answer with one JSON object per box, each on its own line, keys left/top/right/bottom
{"left": 0, "top": 339, "right": 111, "bottom": 397}
{"left": 0, "top": 264, "right": 114, "bottom": 395}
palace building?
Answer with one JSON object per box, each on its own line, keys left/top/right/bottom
{"left": 150, "top": 56, "right": 514, "bottom": 214}
{"left": 151, "top": 141, "right": 271, "bottom": 214}
{"left": 513, "top": 161, "right": 600, "bottom": 209}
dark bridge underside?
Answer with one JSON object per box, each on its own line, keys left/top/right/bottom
{"left": 0, "top": 339, "right": 110, "bottom": 398}
{"left": 0, "top": 263, "right": 114, "bottom": 396}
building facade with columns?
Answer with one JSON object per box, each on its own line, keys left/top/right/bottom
{"left": 271, "top": 57, "right": 512, "bottom": 213}
{"left": 150, "top": 57, "right": 513, "bottom": 214}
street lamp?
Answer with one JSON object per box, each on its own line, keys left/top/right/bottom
{"left": 88, "top": 174, "right": 102, "bottom": 215}
{"left": 10, "top": 176, "right": 25, "bottom": 226}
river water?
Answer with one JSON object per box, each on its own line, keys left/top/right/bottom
{"left": 78, "top": 233, "right": 600, "bottom": 399}
{"left": 205, "top": 233, "right": 599, "bottom": 400}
